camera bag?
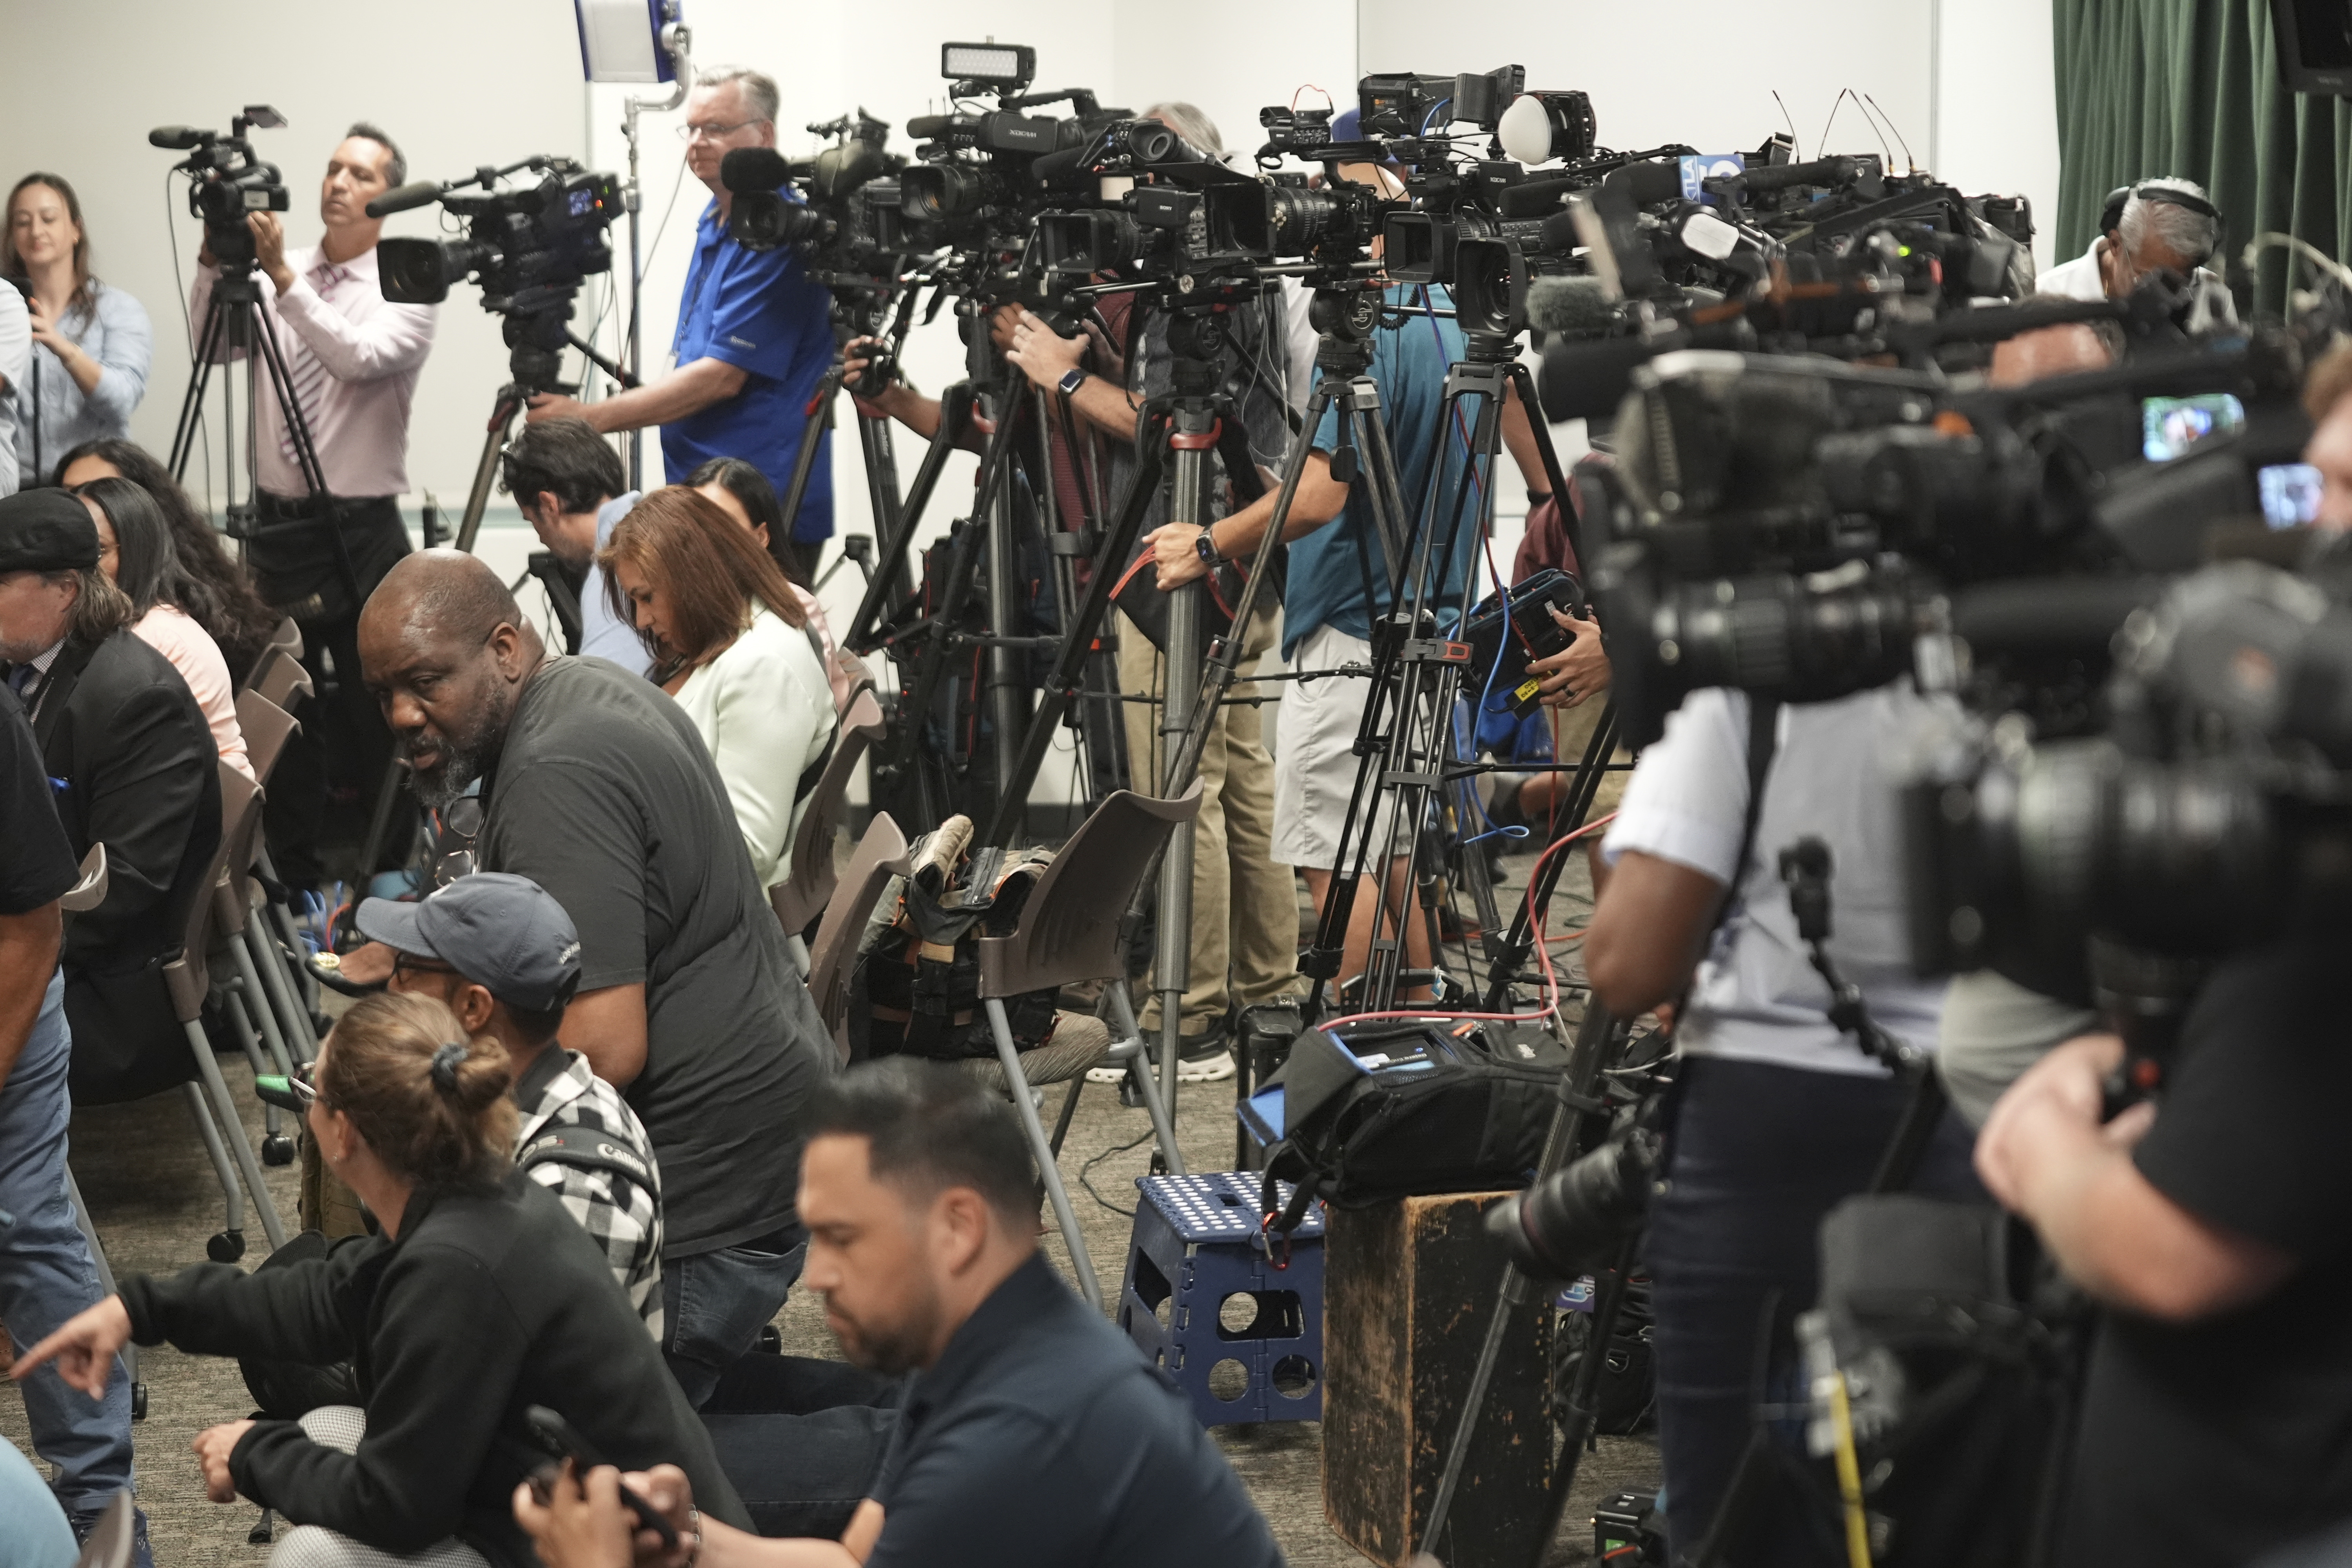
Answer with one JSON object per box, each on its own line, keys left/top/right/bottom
{"left": 851, "top": 815, "right": 1062, "bottom": 1061}
{"left": 1256, "top": 1018, "right": 1571, "bottom": 1227}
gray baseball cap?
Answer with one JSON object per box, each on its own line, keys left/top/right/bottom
{"left": 356, "top": 873, "right": 584, "bottom": 1013}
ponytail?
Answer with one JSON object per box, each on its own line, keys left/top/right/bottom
{"left": 320, "top": 993, "right": 518, "bottom": 1189}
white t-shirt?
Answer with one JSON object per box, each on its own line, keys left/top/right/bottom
{"left": 1601, "top": 685, "right": 1954, "bottom": 1076}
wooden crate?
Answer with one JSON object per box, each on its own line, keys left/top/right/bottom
{"left": 1323, "top": 1192, "right": 1555, "bottom": 1568}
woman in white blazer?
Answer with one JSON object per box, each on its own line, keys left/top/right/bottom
{"left": 598, "top": 486, "right": 836, "bottom": 887}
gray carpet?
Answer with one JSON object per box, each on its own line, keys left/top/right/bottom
{"left": 3, "top": 846, "right": 1658, "bottom": 1566}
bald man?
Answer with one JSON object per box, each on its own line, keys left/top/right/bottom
{"left": 356, "top": 550, "right": 835, "bottom": 1406}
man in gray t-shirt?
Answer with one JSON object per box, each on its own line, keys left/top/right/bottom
{"left": 358, "top": 549, "right": 832, "bottom": 1406}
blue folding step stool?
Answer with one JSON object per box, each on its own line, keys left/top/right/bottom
{"left": 1118, "top": 1171, "right": 1326, "bottom": 1427}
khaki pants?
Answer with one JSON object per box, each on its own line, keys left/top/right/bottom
{"left": 1548, "top": 699, "right": 1632, "bottom": 819}
{"left": 1116, "top": 607, "right": 1301, "bottom": 1036}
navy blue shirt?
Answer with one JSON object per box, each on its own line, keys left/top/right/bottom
{"left": 1284, "top": 285, "right": 1479, "bottom": 660}
{"left": 869, "top": 1252, "right": 1283, "bottom": 1568}
{"left": 665, "top": 202, "right": 835, "bottom": 543}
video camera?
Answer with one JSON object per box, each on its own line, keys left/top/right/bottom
{"left": 368, "top": 157, "right": 621, "bottom": 390}
{"left": 150, "top": 108, "right": 293, "bottom": 271}
{"left": 1587, "top": 332, "right": 2315, "bottom": 749}
{"left": 721, "top": 111, "right": 906, "bottom": 264}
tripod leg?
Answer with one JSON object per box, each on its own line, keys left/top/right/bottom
{"left": 775, "top": 367, "right": 842, "bottom": 544}
{"left": 847, "top": 384, "right": 972, "bottom": 653}
{"left": 456, "top": 392, "right": 524, "bottom": 556}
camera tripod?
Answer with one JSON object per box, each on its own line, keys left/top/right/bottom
{"left": 168, "top": 257, "right": 355, "bottom": 612}
{"left": 1299, "top": 307, "right": 1578, "bottom": 1018}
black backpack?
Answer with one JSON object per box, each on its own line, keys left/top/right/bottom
{"left": 1256, "top": 1017, "right": 1569, "bottom": 1230}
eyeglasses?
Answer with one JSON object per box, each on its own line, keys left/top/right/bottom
{"left": 392, "top": 952, "right": 462, "bottom": 982}
{"left": 285, "top": 1062, "right": 325, "bottom": 1108}
{"left": 678, "top": 118, "right": 767, "bottom": 143}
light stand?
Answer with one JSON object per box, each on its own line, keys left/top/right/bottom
{"left": 615, "top": 6, "right": 692, "bottom": 492}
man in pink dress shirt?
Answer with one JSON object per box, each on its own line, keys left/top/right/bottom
{"left": 191, "top": 123, "right": 437, "bottom": 888}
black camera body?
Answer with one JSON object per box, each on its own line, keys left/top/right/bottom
{"left": 374, "top": 159, "right": 620, "bottom": 388}
{"left": 151, "top": 109, "right": 292, "bottom": 271}
{"left": 722, "top": 116, "right": 909, "bottom": 282}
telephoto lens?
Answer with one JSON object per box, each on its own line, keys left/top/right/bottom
{"left": 1485, "top": 1127, "right": 1662, "bottom": 1280}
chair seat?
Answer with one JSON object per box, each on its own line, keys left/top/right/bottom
{"left": 952, "top": 1012, "right": 1112, "bottom": 1093}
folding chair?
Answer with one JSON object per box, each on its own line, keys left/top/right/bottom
{"left": 971, "top": 784, "right": 1201, "bottom": 1310}
{"left": 236, "top": 652, "right": 321, "bottom": 1018}
{"left": 829, "top": 647, "right": 877, "bottom": 715}
{"left": 162, "top": 761, "right": 290, "bottom": 1259}
{"left": 227, "top": 690, "right": 319, "bottom": 1078}
{"left": 771, "top": 689, "right": 888, "bottom": 949}
{"left": 805, "top": 812, "right": 911, "bottom": 1066}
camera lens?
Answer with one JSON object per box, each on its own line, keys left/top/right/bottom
{"left": 1265, "top": 187, "right": 1338, "bottom": 254}
{"left": 902, "top": 163, "right": 987, "bottom": 221}
{"left": 1452, "top": 237, "right": 1527, "bottom": 337}
{"left": 1486, "top": 1129, "right": 1661, "bottom": 1280}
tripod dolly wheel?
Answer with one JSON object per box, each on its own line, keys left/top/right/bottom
{"left": 207, "top": 1229, "right": 246, "bottom": 1263}
{"left": 131, "top": 1383, "right": 149, "bottom": 1421}
{"left": 261, "top": 1133, "right": 296, "bottom": 1166}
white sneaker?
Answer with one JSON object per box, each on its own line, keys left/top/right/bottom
{"left": 1177, "top": 1036, "right": 1236, "bottom": 1083}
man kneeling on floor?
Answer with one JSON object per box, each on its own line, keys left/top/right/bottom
{"left": 515, "top": 1058, "right": 1286, "bottom": 1568}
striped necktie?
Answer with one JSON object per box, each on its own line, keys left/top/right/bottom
{"left": 276, "top": 259, "right": 350, "bottom": 470}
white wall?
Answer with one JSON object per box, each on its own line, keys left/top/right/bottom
{"left": 1933, "top": 0, "right": 2064, "bottom": 272}
{"left": 0, "top": 0, "right": 591, "bottom": 501}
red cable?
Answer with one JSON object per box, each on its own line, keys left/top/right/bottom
{"left": 1318, "top": 811, "right": 1619, "bottom": 1034}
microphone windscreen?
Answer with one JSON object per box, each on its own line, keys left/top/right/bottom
{"left": 1526, "top": 275, "right": 1618, "bottom": 334}
{"left": 1600, "top": 159, "right": 1683, "bottom": 209}
{"left": 1949, "top": 577, "right": 2159, "bottom": 657}
{"left": 363, "top": 181, "right": 444, "bottom": 219}
{"left": 1539, "top": 334, "right": 1651, "bottom": 422}
{"left": 148, "top": 126, "right": 210, "bottom": 150}
{"left": 1027, "top": 145, "right": 1090, "bottom": 186}
{"left": 1735, "top": 157, "right": 1858, "bottom": 194}
{"left": 1496, "top": 174, "right": 1582, "bottom": 220}
{"left": 721, "top": 147, "right": 792, "bottom": 194}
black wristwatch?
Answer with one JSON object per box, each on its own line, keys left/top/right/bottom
{"left": 1057, "top": 367, "right": 1089, "bottom": 397}
{"left": 1194, "top": 526, "right": 1223, "bottom": 571}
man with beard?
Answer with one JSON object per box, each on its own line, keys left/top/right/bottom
{"left": 514, "top": 1060, "right": 1284, "bottom": 1568}
{"left": 356, "top": 549, "right": 833, "bottom": 1406}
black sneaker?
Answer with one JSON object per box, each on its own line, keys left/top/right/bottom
{"left": 1178, "top": 1033, "right": 1236, "bottom": 1082}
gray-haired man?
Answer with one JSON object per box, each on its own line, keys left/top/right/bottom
{"left": 2039, "top": 176, "right": 2238, "bottom": 332}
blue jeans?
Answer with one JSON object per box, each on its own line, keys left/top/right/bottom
{"left": 660, "top": 1227, "right": 808, "bottom": 1409}
{"left": 0, "top": 972, "right": 134, "bottom": 1517}
{"left": 1645, "top": 1056, "right": 1982, "bottom": 1566}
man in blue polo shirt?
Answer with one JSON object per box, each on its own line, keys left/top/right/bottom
{"left": 525, "top": 66, "right": 835, "bottom": 581}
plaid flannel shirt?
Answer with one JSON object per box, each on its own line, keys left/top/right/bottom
{"left": 514, "top": 1047, "right": 666, "bottom": 1338}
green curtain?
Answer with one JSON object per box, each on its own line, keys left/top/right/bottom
{"left": 2053, "top": 0, "right": 2352, "bottom": 314}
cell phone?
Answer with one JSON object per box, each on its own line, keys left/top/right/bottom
{"left": 518, "top": 1405, "right": 678, "bottom": 1548}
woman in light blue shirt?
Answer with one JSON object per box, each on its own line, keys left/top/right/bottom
{"left": 4, "top": 174, "right": 152, "bottom": 487}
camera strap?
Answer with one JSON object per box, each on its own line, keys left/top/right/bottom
{"left": 1666, "top": 695, "right": 1781, "bottom": 1031}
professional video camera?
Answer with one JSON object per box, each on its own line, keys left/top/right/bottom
{"left": 1527, "top": 154, "right": 2044, "bottom": 405}
{"left": 1586, "top": 331, "right": 2316, "bottom": 748}
{"left": 150, "top": 108, "right": 292, "bottom": 270}
{"left": 369, "top": 156, "right": 621, "bottom": 390}
{"left": 1906, "top": 554, "right": 2352, "bottom": 977}
{"left": 720, "top": 111, "right": 906, "bottom": 260}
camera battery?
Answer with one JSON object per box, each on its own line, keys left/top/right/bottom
{"left": 1463, "top": 569, "right": 1589, "bottom": 719}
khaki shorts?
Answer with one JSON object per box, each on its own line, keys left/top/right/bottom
{"left": 1547, "top": 699, "right": 1632, "bottom": 818}
{"left": 1272, "top": 625, "right": 1401, "bottom": 869}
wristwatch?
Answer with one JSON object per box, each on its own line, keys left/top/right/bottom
{"left": 1194, "top": 526, "right": 1224, "bottom": 571}
{"left": 1057, "top": 367, "right": 1089, "bottom": 397}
